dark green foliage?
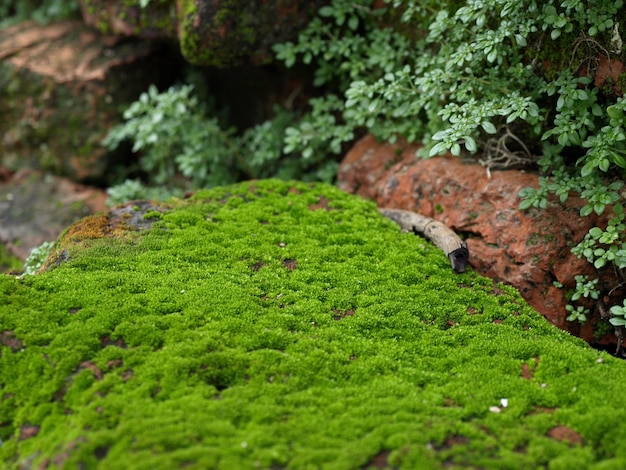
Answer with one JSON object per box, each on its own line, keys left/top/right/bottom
{"left": 0, "top": 0, "right": 79, "bottom": 27}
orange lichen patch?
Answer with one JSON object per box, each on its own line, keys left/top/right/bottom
{"left": 547, "top": 425, "right": 584, "bottom": 446}
{"left": 59, "top": 202, "right": 168, "bottom": 249}
{"left": 62, "top": 214, "right": 110, "bottom": 243}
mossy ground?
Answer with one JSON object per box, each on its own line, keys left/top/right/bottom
{"left": 2, "top": 179, "right": 626, "bottom": 469}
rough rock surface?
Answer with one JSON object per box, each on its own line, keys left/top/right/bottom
{"left": 338, "top": 134, "right": 622, "bottom": 343}
{"left": 79, "top": 0, "right": 178, "bottom": 38}
{"left": 177, "top": 0, "right": 327, "bottom": 66}
{"left": 0, "top": 21, "right": 179, "bottom": 182}
{"left": 0, "top": 168, "right": 106, "bottom": 263}
{"left": 80, "top": 0, "right": 327, "bottom": 67}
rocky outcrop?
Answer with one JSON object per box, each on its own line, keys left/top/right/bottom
{"left": 79, "top": 0, "right": 178, "bottom": 39}
{"left": 338, "top": 134, "right": 622, "bottom": 343}
{"left": 79, "top": 0, "right": 327, "bottom": 66}
{"left": 0, "top": 21, "right": 179, "bottom": 182}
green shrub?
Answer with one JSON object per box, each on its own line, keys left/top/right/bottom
{"left": 103, "top": 85, "right": 338, "bottom": 202}
{"left": 22, "top": 241, "right": 55, "bottom": 276}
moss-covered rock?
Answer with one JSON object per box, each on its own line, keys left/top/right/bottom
{"left": 0, "top": 21, "right": 179, "bottom": 182}
{"left": 2, "top": 179, "right": 626, "bottom": 469}
{"left": 177, "top": 0, "right": 326, "bottom": 66}
{"left": 77, "top": 0, "right": 325, "bottom": 67}
{"left": 79, "top": 0, "right": 178, "bottom": 38}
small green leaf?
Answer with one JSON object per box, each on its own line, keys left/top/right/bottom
{"left": 481, "top": 121, "right": 497, "bottom": 134}
{"left": 594, "top": 203, "right": 606, "bottom": 215}
{"left": 580, "top": 205, "right": 593, "bottom": 217}
{"left": 319, "top": 6, "right": 334, "bottom": 17}
{"left": 612, "top": 152, "right": 626, "bottom": 168}
{"left": 519, "top": 199, "right": 533, "bottom": 210}
{"left": 589, "top": 227, "right": 603, "bottom": 238}
{"left": 432, "top": 130, "right": 448, "bottom": 141}
{"left": 580, "top": 161, "right": 595, "bottom": 177}
{"left": 607, "top": 105, "right": 623, "bottom": 120}
{"left": 464, "top": 136, "right": 477, "bottom": 152}
{"left": 599, "top": 158, "right": 610, "bottom": 172}
{"left": 429, "top": 142, "right": 448, "bottom": 157}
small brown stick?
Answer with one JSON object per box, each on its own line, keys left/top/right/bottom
{"left": 379, "top": 208, "right": 469, "bottom": 273}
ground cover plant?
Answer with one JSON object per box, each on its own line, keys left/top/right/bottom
{"left": 3, "top": 180, "right": 626, "bottom": 468}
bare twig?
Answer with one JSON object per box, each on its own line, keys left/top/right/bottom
{"left": 379, "top": 208, "right": 469, "bottom": 273}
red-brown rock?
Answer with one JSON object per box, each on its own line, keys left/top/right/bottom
{"left": 339, "top": 134, "right": 621, "bottom": 343}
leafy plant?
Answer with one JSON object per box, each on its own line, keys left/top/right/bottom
{"left": 103, "top": 84, "right": 239, "bottom": 189}
{"left": 566, "top": 304, "right": 589, "bottom": 323}
{"left": 22, "top": 241, "right": 54, "bottom": 276}
{"left": 105, "top": 179, "right": 183, "bottom": 207}
{"left": 570, "top": 275, "right": 600, "bottom": 302}
{"left": 610, "top": 300, "right": 626, "bottom": 326}
{"left": 103, "top": 85, "right": 339, "bottom": 204}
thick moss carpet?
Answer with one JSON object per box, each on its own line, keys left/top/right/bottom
{"left": 2, "top": 180, "right": 626, "bottom": 469}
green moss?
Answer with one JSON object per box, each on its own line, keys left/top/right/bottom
{"left": 178, "top": 0, "right": 280, "bottom": 66}
{"left": 0, "top": 243, "right": 22, "bottom": 274}
{"left": 2, "top": 180, "right": 626, "bottom": 468}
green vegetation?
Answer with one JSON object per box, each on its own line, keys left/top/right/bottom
{"left": 103, "top": 85, "right": 327, "bottom": 205}
{"left": 610, "top": 299, "right": 626, "bottom": 326}
{"left": 272, "top": 0, "right": 626, "bottom": 328}
{"left": 22, "top": 241, "right": 55, "bottom": 276}
{"left": 3, "top": 180, "right": 626, "bottom": 468}
{"left": 0, "top": 243, "right": 22, "bottom": 274}
{"left": 0, "top": 0, "right": 79, "bottom": 27}
{"left": 103, "top": 0, "right": 625, "bottom": 329}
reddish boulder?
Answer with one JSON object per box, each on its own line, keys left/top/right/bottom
{"left": 339, "top": 134, "right": 620, "bottom": 343}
